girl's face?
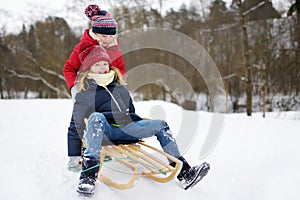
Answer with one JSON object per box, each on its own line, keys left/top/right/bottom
{"left": 90, "top": 61, "right": 109, "bottom": 74}
{"left": 95, "top": 34, "right": 115, "bottom": 47}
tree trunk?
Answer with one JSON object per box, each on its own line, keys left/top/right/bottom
{"left": 236, "top": 0, "right": 252, "bottom": 116}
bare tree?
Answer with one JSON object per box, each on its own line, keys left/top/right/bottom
{"left": 235, "top": 0, "right": 261, "bottom": 116}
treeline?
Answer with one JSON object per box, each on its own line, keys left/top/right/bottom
{"left": 0, "top": 17, "right": 79, "bottom": 98}
{"left": 0, "top": 0, "right": 299, "bottom": 112}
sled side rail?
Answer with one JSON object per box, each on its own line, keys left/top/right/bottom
{"left": 98, "top": 141, "right": 182, "bottom": 189}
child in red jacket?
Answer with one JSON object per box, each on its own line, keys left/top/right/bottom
{"left": 66, "top": 5, "right": 125, "bottom": 172}
{"left": 64, "top": 4, "right": 126, "bottom": 96}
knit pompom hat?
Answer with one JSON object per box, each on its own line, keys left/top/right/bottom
{"left": 85, "top": 4, "right": 117, "bottom": 35}
{"left": 79, "top": 45, "right": 112, "bottom": 72}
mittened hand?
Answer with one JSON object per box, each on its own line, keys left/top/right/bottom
{"left": 67, "top": 156, "right": 82, "bottom": 172}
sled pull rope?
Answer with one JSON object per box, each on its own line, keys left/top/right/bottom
{"left": 81, "top": 163, "right": 102, "bottom": 173}
{"left": 81, "top": 157, "right": 167, "bottom": 175}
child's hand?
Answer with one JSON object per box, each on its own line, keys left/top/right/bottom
{"left": 67, "top": 156, "right": 82, "bottom": 172}
{"left": 70, "top": 84, "right": 78, "bottom": 99}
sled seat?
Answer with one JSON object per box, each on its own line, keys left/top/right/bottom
{"left": 98, "top": 140, "right": 182, "bottom": 189}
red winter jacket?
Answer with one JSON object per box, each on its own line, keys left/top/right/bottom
{"left": 63, "top": 29, "right": 126, "bottom": 90}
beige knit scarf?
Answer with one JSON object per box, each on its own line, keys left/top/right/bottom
{"left": 87, "top": 70, "right": 115, "bottom": 87}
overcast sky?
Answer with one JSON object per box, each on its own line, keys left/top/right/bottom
{"left": 0, "top": 0, "right": 291, "bottom": 13}
{"left": 0, "top": 0, "right": 292, "bottom": 34}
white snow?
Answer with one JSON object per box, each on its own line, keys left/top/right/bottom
{"left": 0, "top": 99, "right": 299, "bottom": 200}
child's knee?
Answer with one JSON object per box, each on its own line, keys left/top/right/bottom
{"left": 85, "top": 112, "right": 107, "bottom": 138}
{"left": 88, "top": 112, "right": 106, "bottom": 123}
{"left": 157, "top": 120, "right": 169, "bottom": 131}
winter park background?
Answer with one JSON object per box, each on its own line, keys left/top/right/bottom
{"left": 1, "top": 0, "right": 300, "bottom": 200}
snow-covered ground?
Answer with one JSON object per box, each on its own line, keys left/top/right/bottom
{"left": 0, "top": 99, "right": 299, "bottom": 200}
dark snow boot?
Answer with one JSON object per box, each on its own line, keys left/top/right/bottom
{"left": 171, "top": 156, "right": 210, "bottom": 190}
{"left": 77, "top": 157, "right": 100, "bottom": 196}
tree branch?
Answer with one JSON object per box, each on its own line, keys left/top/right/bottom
{"left": 22, "top": 51, "right": 65, "bottom": 81}
{"left": 7, "top": 69, "right": 60, "bottom": 93}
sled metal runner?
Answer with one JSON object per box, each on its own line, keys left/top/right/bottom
{"left": 98, "top": 141, "right": 182, "bottom": 189}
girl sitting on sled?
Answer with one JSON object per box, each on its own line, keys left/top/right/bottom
{"left": 69, "top": 45, "right": 210, "bottom": 195}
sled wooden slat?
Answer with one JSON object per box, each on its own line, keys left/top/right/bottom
{"left": 101, "top": 146, "right": 137, "bottom": 170}
{"left": 120, "top": 145, "right": 166, "bottom": 172}
{"left": 128, "top": 145, "right": 173, "bottom": 171}
{"left": 97, "top": 141, "right": 182, "bottom": 189}
{"left": 116, "top": 145, "right": 156, "bottom": 173}
{"left": 137, "top": 142, "right": 181, "bottom": 183}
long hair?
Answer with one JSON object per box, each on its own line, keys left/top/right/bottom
{"left": 77, "top": 66, "right": 126, "bottom": 92}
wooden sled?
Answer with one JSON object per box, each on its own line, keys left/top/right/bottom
{"left": 97, "top": 141, "right": 182, "bottom": 189}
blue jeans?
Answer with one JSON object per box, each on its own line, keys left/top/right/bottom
{"left": 83, "top": 112, "right": 181, "bottom": 159}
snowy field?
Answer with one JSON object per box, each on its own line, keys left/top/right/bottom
{"left": 0, "top": 99, "right": 299, "bottom": 200}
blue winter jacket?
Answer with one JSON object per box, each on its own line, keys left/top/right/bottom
{"left": 67, "top": 78, "right": 142, "bottom": 156}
